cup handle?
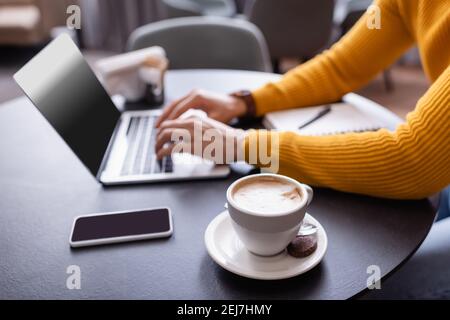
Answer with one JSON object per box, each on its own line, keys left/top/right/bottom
{"left": 302, "top": 184, "right": 314, "bottom": 207}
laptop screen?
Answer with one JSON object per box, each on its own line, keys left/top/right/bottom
{"left": 14, "top": 34, "right": 121, "bottom": 177}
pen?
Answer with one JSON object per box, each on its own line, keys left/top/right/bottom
{"left": 298, "top": 105, "right": 332, "bottom": 129}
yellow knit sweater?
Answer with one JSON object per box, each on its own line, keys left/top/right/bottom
{"left": 246, "top": 0, "right": 450, "bottom": 199}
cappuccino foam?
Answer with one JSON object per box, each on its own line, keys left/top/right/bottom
{"left": 232, "top": 177, "right": 302, "bottom": 215}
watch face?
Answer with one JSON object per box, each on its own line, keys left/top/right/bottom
{"left": 233, "top": 90, "right": 252, "bottom": 98}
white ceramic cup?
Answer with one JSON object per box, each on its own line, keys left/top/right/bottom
{"left": 226, "top": 173, "right": 313, "bottom": 256}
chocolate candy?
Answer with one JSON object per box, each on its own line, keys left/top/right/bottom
{"left": 287, "top": 235, "right": 317, "bottom": 258}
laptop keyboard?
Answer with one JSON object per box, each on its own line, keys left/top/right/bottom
{"left": 120, "top": 115, "right": 173, "bottom": 176}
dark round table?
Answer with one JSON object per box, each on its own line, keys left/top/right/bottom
{"left": 0, "top": 69, "right": 436, "bottom": 299}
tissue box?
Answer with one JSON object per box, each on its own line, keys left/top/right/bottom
{"left": 96, "top": 47, "right": 168, "bottom": 102}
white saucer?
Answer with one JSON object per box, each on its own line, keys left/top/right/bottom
{"left": 204, "top": 211, "right": 328, "bottom": 280}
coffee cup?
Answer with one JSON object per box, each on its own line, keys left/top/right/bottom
{"left": 226, "top": 173, "right": 313, "bottom": 256}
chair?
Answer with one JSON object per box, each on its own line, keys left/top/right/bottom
{"left": 437, "top": 186, "right": 450, "bottom": 221}
{"left": 162, "top": 0, "right": 202, "bottom": 18}
{"left": 337, "top": 0, "right": 372, "bottom": 34}
{"left": 162, "top": 0, "right": 236, "bottom": 18}
{"left": 245, "top": 0, "right": 335, "bottom": 70}
{"left": 127, "top": 16, "right": 272, "bottom": 72}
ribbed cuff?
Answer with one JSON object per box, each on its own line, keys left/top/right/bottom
{"left": 251, "top": 84, "right": 279, "bottom": 116}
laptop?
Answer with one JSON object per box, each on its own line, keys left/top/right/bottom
{"left": 14, "top": 34, "right": 230, "bottom": 185}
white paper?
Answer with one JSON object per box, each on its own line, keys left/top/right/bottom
{"left": 263, "top": 103, "right": 387, "bottom": 136}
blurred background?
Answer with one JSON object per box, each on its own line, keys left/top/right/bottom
{"left": 0, "top": 0, "right": 427, "bottom": 118}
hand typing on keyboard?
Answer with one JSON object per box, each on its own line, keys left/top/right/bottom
{"left": 155, "top": 89, "right": 246, "bottom": 127}
{"left": 156, "top": 116, "right": 246, "bottom": 165}
{"left": 121, "top": 115, "right": 173, "bottom": 176}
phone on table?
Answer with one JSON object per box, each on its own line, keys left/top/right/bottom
{"left": 69, "top": 208, "right": 172, "bottom": 248}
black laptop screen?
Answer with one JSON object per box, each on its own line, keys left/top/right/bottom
{"left": 14, "top": 34, "right": 121, "bottom": 176}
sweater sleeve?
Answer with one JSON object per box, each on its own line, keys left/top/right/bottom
{"left": 251, "top": 0, "right": 415, "bottom": 116}
{"left": 244, "top": 67, "right": 450, "bottom": 199}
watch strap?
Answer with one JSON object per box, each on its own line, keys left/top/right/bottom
{"left": 230, "top": 90, "right": 256, "bottom": 119}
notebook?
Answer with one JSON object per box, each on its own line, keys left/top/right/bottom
{"left": 263, "top": 102, "right": 387, "bottom": 136}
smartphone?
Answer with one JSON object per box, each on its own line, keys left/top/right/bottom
{"left": 69, "top": 208, "right": 173, "bottom": 248}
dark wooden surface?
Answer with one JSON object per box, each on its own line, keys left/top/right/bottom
{"left": 0, "top": 70, "right": 436, "bottom": 299}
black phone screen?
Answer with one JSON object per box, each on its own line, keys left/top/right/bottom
{"left": 71, "top": 208, "right": 171, "bottom": 242}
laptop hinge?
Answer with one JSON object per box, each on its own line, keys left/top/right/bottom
{"left": 96, "top": 117, "right": 123, "bottom": 182}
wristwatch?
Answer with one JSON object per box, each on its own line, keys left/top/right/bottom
{"left": 230, "top": 90, "right": 257, "bottom": 119}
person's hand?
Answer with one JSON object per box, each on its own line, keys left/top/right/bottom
{"left": 155, "top": 89, "right": 247, "bottom": 127}
{"left": 156, "top": 116, "right": 246, "bottom": 163}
